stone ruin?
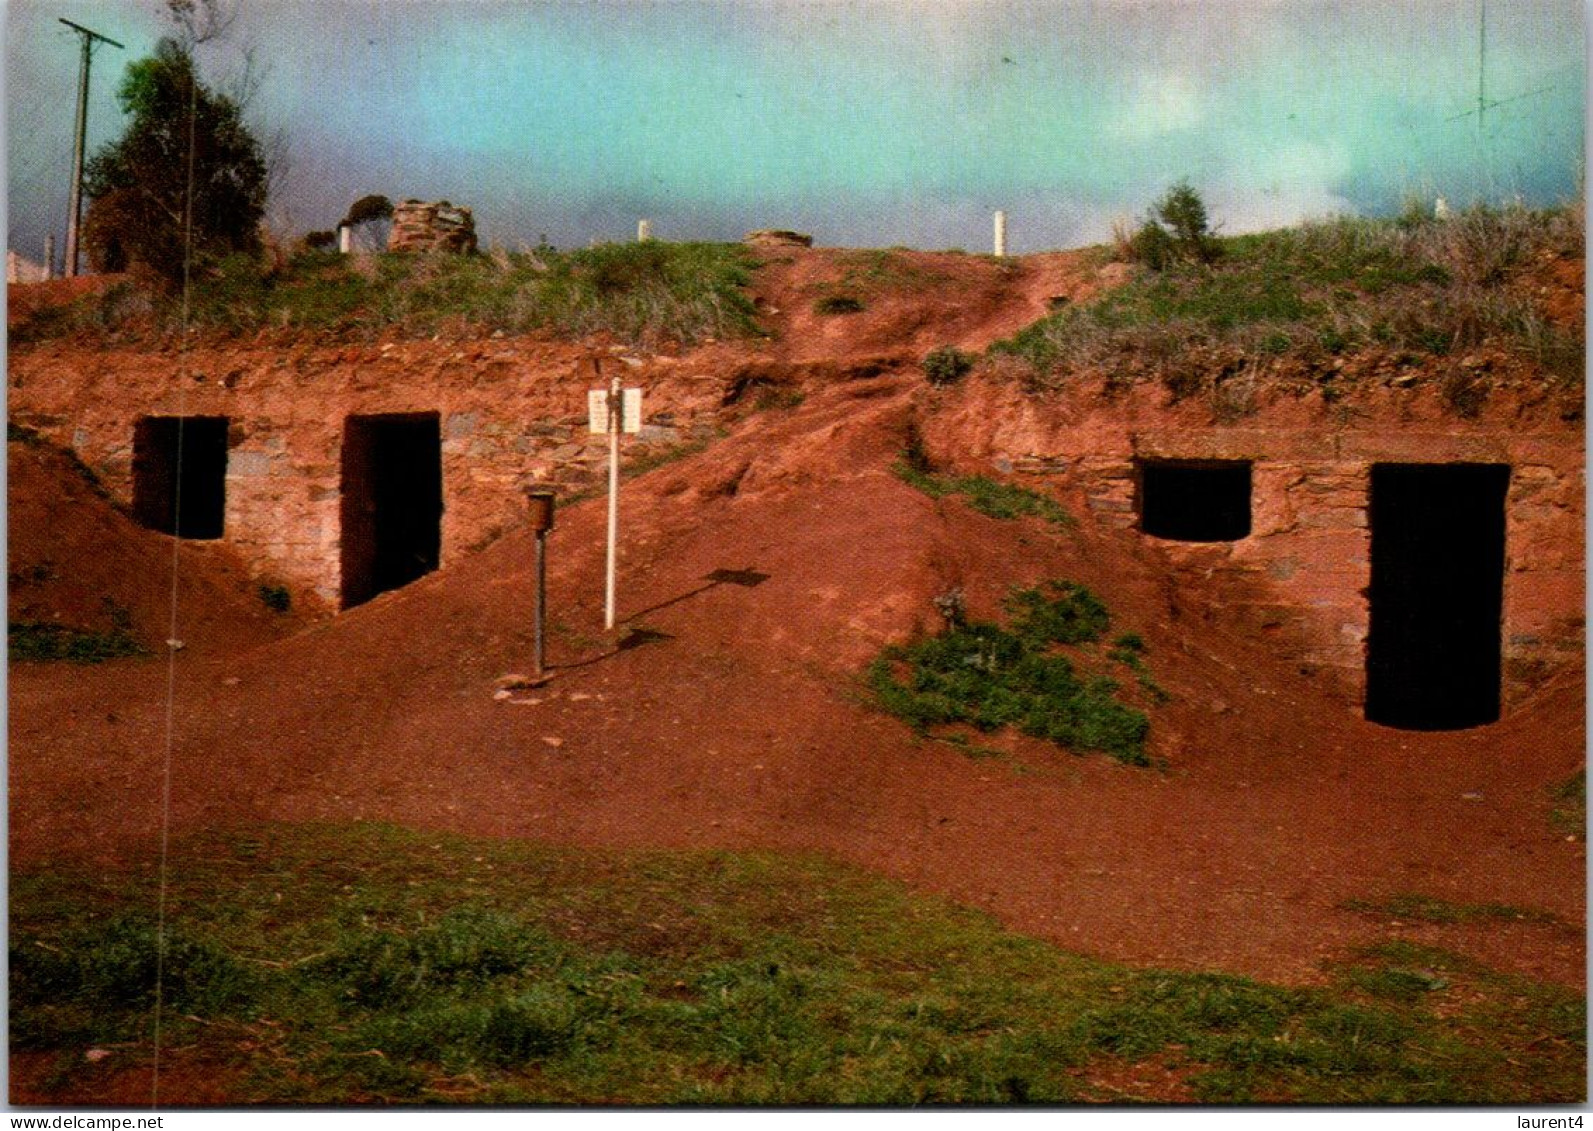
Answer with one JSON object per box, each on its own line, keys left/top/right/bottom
{"left": 743, "top": 230, "right": 813, "bottom": 249}
{"left": 388, "top": 200, "right": 478, "bottom": 254}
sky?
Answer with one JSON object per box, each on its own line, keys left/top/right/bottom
{"left": 5, "top": 0, "right": 1586, "bottom": 261}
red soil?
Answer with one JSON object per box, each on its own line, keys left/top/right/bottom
{"left": 7, "top": 273, "right": 128, "bottom": 331}
{"left": 8, "top": 439, "right": 307, "bottom": 655}
{"left": 8, "top": 246, "right": 1585, "bottom": 1022}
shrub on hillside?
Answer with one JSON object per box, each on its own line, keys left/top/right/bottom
{"left": 868, "top": 581, "right": 1152, "bottom": 765}
{"left": 922, "top": 345, "right": 974, "bottom": 386}
{"left": 814, "top": 294, "right": 865, "bottom": 315}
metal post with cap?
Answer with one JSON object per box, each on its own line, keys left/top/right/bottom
{"left": 526, "top": 487, "right": 556, "bottom": 682}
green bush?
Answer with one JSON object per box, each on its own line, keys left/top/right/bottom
{"left": 1153, "top": 180, "right": 1221, "bottom": 265}
{"left": 813, "top": 294, "right": 865, "bottom": 315}
{"left": 922, "top": 345, "right": 974, "bottom": 387}
{"left": 869, "top": 582, "right": 1151, "bottom": 765}
{"left": 1129, "top": 218, "right": 1175, "bottom": 271}
{"left": 1004, "top": 581, "right": 1110, "bottom": 646}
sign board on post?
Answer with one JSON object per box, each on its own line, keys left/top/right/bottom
{"left": 586, "top": 362, "right": 644, "bottom": 631}
{"left": 588, "top": 389, "right": 643, "bottom": 435}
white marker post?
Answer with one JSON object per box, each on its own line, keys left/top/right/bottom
{"left": 587, "top": 360, "right": 643, "bottom": 630}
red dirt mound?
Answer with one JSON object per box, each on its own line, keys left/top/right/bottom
{"left": 7, "top": 435, "right": 307, "bottom": 656}
{"left": 9, "top": 372, "right": 1584, "bottom": 991}
{"left": 7, "top": 274, "right": 128, "bottom": 331}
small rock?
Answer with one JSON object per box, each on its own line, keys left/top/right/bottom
{"left": 493, "top": 689, "right": 513, "bottom": 701}
{"left": 85, "top": 1048, "right": 111, "bottom": 1063}
{"left": 223, "top": 676, "right": 241, "bottom": 686}
{"left": 166, "top": 639, "right": 185, "bottom": 651}
{"left": 495, "top": 673, "right": 533, "bottom": 690}
{"left": 542, "top": 736, "right": 564, "bottom": 748}
{"left": 1461, "top": 792, "right": 1484, "bottom": 802}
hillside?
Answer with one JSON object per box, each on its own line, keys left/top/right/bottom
{"left": 9, "top": 345, "right": 1584, "bottom": 993}
{"left": 8, "top": 214, "right": 1585, "bottom": 1104}
{"left": 9, "top": 395, "right": 1586, "bottom": 979}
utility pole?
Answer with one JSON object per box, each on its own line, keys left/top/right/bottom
{"left": 59, "top": 18, "right": 124, "bottom": 278}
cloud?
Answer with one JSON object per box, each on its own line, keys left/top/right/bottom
{"left": 1111, "top": 70, "right": 1206, "bottom": 139}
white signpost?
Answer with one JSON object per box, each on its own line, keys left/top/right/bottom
{"left": 588, "top": 361, "right": 643, "bottom": 630}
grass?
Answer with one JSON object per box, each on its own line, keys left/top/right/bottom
{"left": 993, "top": 202, "right": 1584, "bottom": 400}
{"left": 10, "top": 597, "right": 146, "bottom": 663}
{"left": 1550, "top": 770, "right": 1585, "bottom": 839}
{"left": 12, "top": 241, "right": 762, "bottom": 349}
{"left": 619, "top": 435, "right": 716, "bottom": 479}
{"left": 894, "top": 463, "right": 1073, "bottom": 528}
{"left": 868, "top": 581, "right": 1154, "bottom": 766}
{"left": 833, "top": 248, "right": 949, "bottom": 294}
{"left": 804, "top": 249, "right": 953, "bottom": 318}
{"left": 10, "top": 822, "right": 1584, "bottom": 1104}
{"left": 8, "top": 622, "right": 147, "bottom": 664}
{"left": 1341, "top": 893, "right": 1568, "bottom": 929}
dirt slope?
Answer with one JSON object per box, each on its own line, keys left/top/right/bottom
{"left": 7, "top": 436, "right": 306, "bottom": 655}
{"left": 9, "top": 367, "right": 1584, "bottom": 989}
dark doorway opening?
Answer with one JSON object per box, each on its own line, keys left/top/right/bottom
{"left": 340, "top": 413, "right": 443, "bottom": 609}
{"left": 132, "top": 416, "right": 229, "bottom": 539}
{"left": 1138, "top": 459, "right": 1252, "bottom": 541}
{"left": 1366, "top": 463, "right": 1509, "bottom": 730}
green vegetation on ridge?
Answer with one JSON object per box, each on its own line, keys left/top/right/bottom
{"left": 893, "top": 462, "right": 1073, "bottom": 528}
{"left": 13, "top": 240, "right": 762, "bottom": 349}
{"left": 11, "top": 822, "right": 1585, "bottom": 1104}
{"left": 993, "top": 202, "right": 1584, "bottom": 394}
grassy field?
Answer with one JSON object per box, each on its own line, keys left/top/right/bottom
{"left": 11, "top": 822, "right": 1584, "bottom": 1104}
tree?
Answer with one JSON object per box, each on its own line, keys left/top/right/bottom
{"left": 1129, "top": 180, "right": 1220, "bottom": 269}
{"left": 341, "top": 194, "right": 394, "bottom": 253}
{"left": 82, "top": 36, "right": 268, "bottom": 286}
{"left": 1154, "top": 180, "right": 1219, "bottom": 263}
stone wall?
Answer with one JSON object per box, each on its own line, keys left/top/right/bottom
{"left": 9, "top": 339, "right": 726, "bottom": 610}
{"left": 920, "top": 376, "right": 1584, "bottom": 708}
{"left": 388, "top": 200, "right": 478, "bottom": 254}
